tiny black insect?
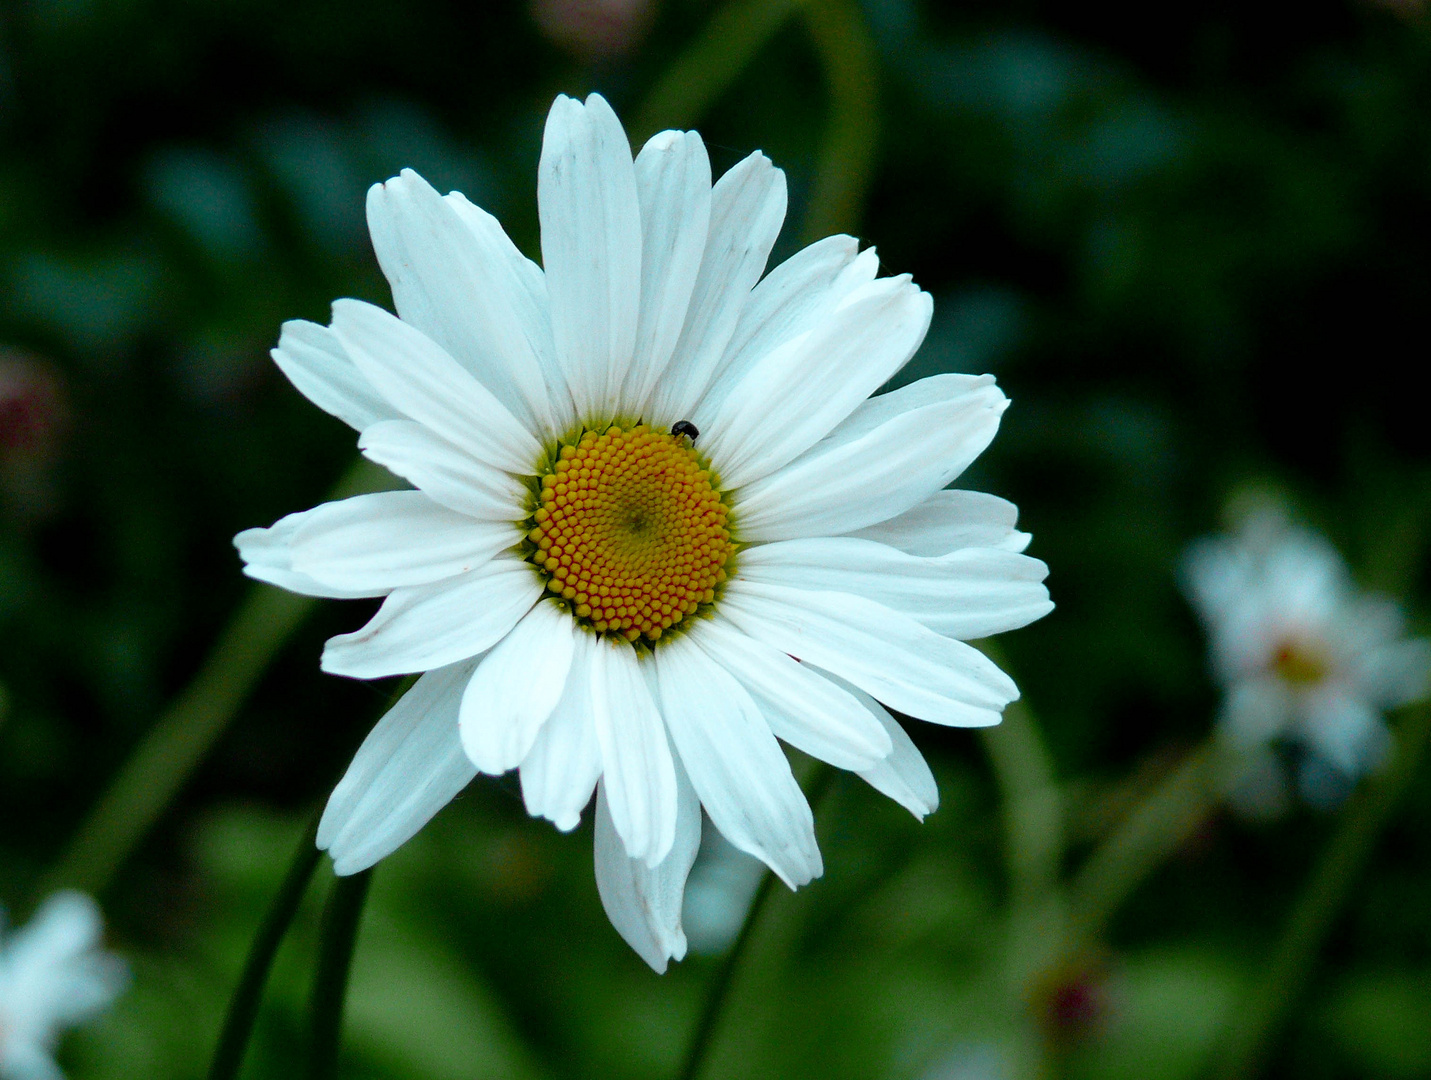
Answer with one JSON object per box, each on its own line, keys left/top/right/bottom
{"left": 671, "top": 420, "right": 699, "bottom": 443}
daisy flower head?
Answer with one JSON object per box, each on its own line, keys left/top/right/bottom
{"left": 0, "top": 891, "right": 128, "bottom": 1080}
{"left": 236, "top": 92, "right": 1053, "bottom": 970}
{"left": 1182, "top": 504, "right": 1431, "bottom": 811}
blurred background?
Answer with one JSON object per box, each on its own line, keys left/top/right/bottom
{"left": 3, "top": 0, "right": 1431, "bottom": 1077}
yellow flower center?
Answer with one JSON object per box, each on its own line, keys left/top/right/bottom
{"left": 526, "top": 424, "right": 734, "bottom": 642}
{"left": 1273, "top": 639, "right": 1330, "bottom": 687}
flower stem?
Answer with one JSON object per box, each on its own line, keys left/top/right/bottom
{"left": 208, "top": 813, "right": 323, "bottom": 1080}
{"left": 676, "top": 765, "right": 836, "bottom": 1080}
{"left": 1063, "top": 741, "right": 1220, "bottom": 949}
{"left": 981, "top": 701, "right": 1065, "bottom": 914}
{"left": 676, "top": 868, "right": 777, "bottom": 1080}
{"left": 1209, "top": 702, "right": 1431, "bottom": 1080}
{"left": 630, "top": 0, "right": 807, "bottom": 145}
{"left": 308, "top": 869, "right": 375, "bottom": 1080}
{"left": 42, "top": 457, "right": 394, "bottom": 899}
{"left": 798, "top": 0, "right": 881, "bottom": 244}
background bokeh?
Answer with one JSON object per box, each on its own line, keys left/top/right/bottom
{"left": 3, "top": 0, "right": 1431, "bottom": 1077}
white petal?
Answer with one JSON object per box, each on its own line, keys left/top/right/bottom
{"left": 733, "top": 374, "right": 1008, "bottom": 542}
{"left": 698, "top": 235, "right": 866, "bottom": 416}
{"left": 0, "top": 888, "right": 127, "bottom": 1035}
{"left": 810, "top": 667, "right": 939, "bottom": 819}
{"left": 358, "top": 419, "right": 529, "bottom": 521}
{"left": 0, "top": 1043, "right": 65, "bottom": 1080}
{"left": 697, "top": 276, "right": 932, "bottom": 488}
{"left": 1301, "top": 689, "right": 1386, "bottom": 777}
{"left": 645, "top": 151, "right": 787, "bottom": 423}
{"left": 364, "top": 169, "right": 565, "bottom": 435}
{"left": 446, "top": 189, "right": 575, "bottom": 433}
{"left": 622, "top": 129, "right": 712, "bottom": 410}
{"left": 4, "top": 891, "right": 102, "bottom": 974}
{"left": 721, "top": 580, "right": 1018, "bottom": 727}
{"left": 818, "top": 371, "right": 994, "bottom": 448}
{"left": 270, "top": 319, "right": 397, "bottom": 431}
{"left": 1218, "top": 676, "right": 1296, "bottom": 750}
{"left": 289, "top": 490, "right": 516, "bottom": 592}
{"left": 330, "top": 298, "right": 542, "bottom": 475}
{"left": 459, "top": 599, "right": 576, "bottom": 774}
{"left": 39, "top": 956, "right": 131, "bottom": 1031}
{"left": 1178, "top": 535, "right": 1244, "bottom": 631}
{"left": 320, "top": 559, "right": 542, "bottom": 679}
{"left": 590, "top": 637, "right": 678, "bottom": 865}
{"left": 690, "top": 618, "right": 891, "bottom": 769}
{"left": 737, "top": 537, "right": 1053, "bottom": 640}
{"left": 656, "top": 633, "right": 821, "bottom": 888}
{"left": 1355, "top": 637, "right": 1431, "bottom": 708}
{"left": 318, "top": 660, "right": 479, "bottom": 874}
{"left": 593, "top": 765, "right": 701, "bottom": 973}
{"left": 538, "top": 93, "right": 642, "bottom": 418}
{"left": 235, "top": 508, "right": 389, "bottom": 600}
{"left": 859, "top": 710, "right": 940, "bottom": 820}
{"left": 847, "top": 488, "right": 1031, "bottom": 555}
{"left": 520, "top": 631, "right": 602, "bottom": 831}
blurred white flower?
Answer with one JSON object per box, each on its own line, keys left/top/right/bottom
{"left": 1182, "top": 506, "right": 1430, "bottom": 809}
{"left": 237, "top": 92, "right": 1051, "bottom": 971}
{"left": 0, "top": 892, "right": 128, "bottom": 1080}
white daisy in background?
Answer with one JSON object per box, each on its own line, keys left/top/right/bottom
{"left": 1182, "top": 505, "right": 1431, "bottom": 812}
{"left": 0, "top": 891, "right": 128, "bottom": 1080}
{"left": 237, "top": 92, "right": 1052, "bottom": 971}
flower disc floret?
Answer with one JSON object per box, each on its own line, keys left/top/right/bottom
{"left": 526, "top": 423, "right": 734, "bottom": 642}
{"left": 1273, "top": 639, "right": 1331, "bottom": 687}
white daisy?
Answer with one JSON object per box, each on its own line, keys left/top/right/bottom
{"left": 1182, "top": 506, "right": 1430, "bottom": 809}
{"left": 236, "top": 92, "right": 1052, "bottom": 971}
{"left": 0, "top": 892, "right": 128, "bottom": 1080}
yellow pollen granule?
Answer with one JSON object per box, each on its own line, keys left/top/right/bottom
{"left": 526, "top": 424, "right": 734, "bottom": 641}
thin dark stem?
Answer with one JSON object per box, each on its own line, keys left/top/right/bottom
{"left": 207, "top": 813, "right": 323, "bottom": 1080}
{"left": 1065, "top": 742, "right": 1220, "bottom": 949}
{"left": 798, "top": 0, "right": 880, "bottom": 244}
{"left": 676, "top": 869, "right": 776, "bottom": 1080}
{"left": 629, "top": 0, "right": 803, "bottom": 144}
{"left": 307, "top": 869, "right": 375, "bottom": 1080}
{"left": 676, "top": 765, "right": 835, "bottom": 1080}
{"left": 1209, "top": 703, "right": 1431, "bottom": 1080}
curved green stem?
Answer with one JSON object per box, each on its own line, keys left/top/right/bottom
{"left": 43, "top": 457, "right": 393, "bottom": 899}
{"left": 308, "top": 869, "right": 375, "bottom": 1080}
{"left": 676, "top": 868, "right": 777, "bottom": 1080}
{"left": 630, "top": 0, "right": 879, "bottom": 244}
{"left": 676, "top": 765, "right": 835, "bottom": 1080}
{"left": 1209, "top": 703, "right": 1431, "bottom": 1080}
{"left": 981, "top": 698, "right": 1068, "bottom": 998}
{"left": 798, "top": 0, "right": 881, "bottom": 244}
{"left": 631, "top": 0, "right": 807, "bottom": 146}
{"left": 981, "top": 699, "right": 1064, "bottom": 915}
{"left": 208, "top": 813, "right": 323, "bottom": 1080}
{"left": 1064, "top": 741, "right": 1220, "bottom": 949}
{"left": 973, "top": 639, "right": 1066, "bottom": 1000}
